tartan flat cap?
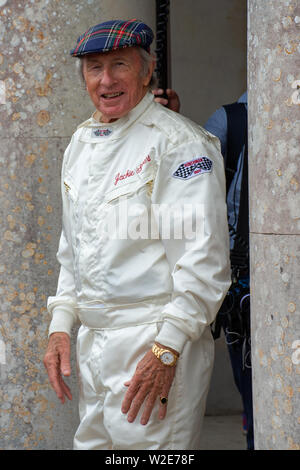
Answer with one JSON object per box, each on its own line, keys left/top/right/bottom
{"left": 70, "top": 19, "right": 154, "bottom": 57}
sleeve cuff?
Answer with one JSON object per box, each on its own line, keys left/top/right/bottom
{"left": 155, "top": 321, "right": 189, "bottom": 354}
{"left": 48, "top": 307, "right": 76, "bottom": 337}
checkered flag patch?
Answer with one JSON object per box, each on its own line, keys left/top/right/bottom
{"left": 172, "top": 156, "right": 213, "bottom": 180}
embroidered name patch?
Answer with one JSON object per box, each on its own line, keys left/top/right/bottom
{"left": 91, "top": 128, "right": 113, "bottom": 138}
{"left": 114, "top": 155, "right": 151, "bottom": 186}
{"left": 172, "top": 156, "right": 213, "bottom": 180}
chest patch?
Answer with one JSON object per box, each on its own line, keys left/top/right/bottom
{"left": 114, "top": 155, "right": 152, "bottom": 186}
{"left": 172, "top": 156, "right": 213, "bottom": 180}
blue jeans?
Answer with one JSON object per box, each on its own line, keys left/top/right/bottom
{"left": 213, "top": 278, "right": 254, "bottom": 450}
{"left": 225, "top": 329, "right": 254, "bottom": 450}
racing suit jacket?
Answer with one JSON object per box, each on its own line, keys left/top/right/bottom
{"left": 47, "top": 92, "right": 231, "bottom": 354}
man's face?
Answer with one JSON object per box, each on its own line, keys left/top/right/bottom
{"left": 82, "top": 47, "right": 153, "bottom": 123}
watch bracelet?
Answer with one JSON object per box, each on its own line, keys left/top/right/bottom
{"left": 151, "top": 343, "right": 178, "bottom": 365}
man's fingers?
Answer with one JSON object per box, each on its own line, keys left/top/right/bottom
{"left": 121, "top": 380, "right": 140, "bottom": 414}
{"left": 60, "top": 377, "right": 73, "bottom": 401}
{"left": 154, "top": 97, "right": 168, "bottom": 106}
{"left": 60, "top": 350, "right": 71, "bottom": 376}
{"left": 153, "top": 88, "right": 168, "bottom": 106}
{"left": 158, "top": 374, "right": 174, "bottom": 420}
{"left": 152, "top": 88, "right": 164, "bottom": 96}
{"left": 47, "top": 367, "right": 72, "bottom": 403}
{"left": 126, "top": 386, "right": 149, "bottom": 423}
{"left": 48, "top": 370, "right": 66, "bottom": 403}
{"left": 140, "top": 391, "right": 157, "bottom": 425}
{"left": 158, "top": 396, "right": 168, "bottom": 420}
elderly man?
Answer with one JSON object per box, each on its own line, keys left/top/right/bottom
{"left": 43, "top": 19, "right": 231, "bottom": 450}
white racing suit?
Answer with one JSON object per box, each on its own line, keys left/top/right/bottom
{"left": 47, "top": 92, "right": 231, "bottom": 450}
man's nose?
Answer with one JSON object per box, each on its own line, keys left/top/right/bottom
{"left": 100, "top": 67, "right": 116, "bottom": 87}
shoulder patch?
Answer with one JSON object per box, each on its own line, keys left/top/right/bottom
{"left": 172, "top": 156, "right": 213, "bottom": 180}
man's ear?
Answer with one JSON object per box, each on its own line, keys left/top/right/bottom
{"left": 143, "top": 62, "right": 155, "bottom": 87}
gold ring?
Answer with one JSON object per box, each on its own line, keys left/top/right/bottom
{"left": 160, "top": 397, "right": 168, "bottom": 405}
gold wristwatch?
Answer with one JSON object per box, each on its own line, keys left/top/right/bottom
{"left": 152, "top": 343, "right": 178, "bottom": 367}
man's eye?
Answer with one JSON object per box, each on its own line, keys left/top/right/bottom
{"left": 87, "top": 65, "right": 101, "bottom": 71}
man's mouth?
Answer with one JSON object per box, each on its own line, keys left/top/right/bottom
{"left": 101, "top": 92, "right": 124, "bottom": 99}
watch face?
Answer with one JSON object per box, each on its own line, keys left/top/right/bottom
{"left": 161, "top": 351, "right": 175, "bottom": 365}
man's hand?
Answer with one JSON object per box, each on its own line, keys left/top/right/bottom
{"left": 43, "top": 332, "right": 72, "bottom": 404}
{"left": 152, "top": 88, "right": 181, "bottom": 113}
{"left": 121, "top": 344, "right": 178, "bottom": 425}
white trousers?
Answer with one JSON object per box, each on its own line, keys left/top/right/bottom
{"left": 73, "top": 304, "right": 215, "bottom": 450}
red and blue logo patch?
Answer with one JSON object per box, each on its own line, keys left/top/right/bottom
{"left": 172, "top": 156, "right": 213, "bottom": 180}
{"left": 92, "top": 128, "right": 113, "bottom": 138}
